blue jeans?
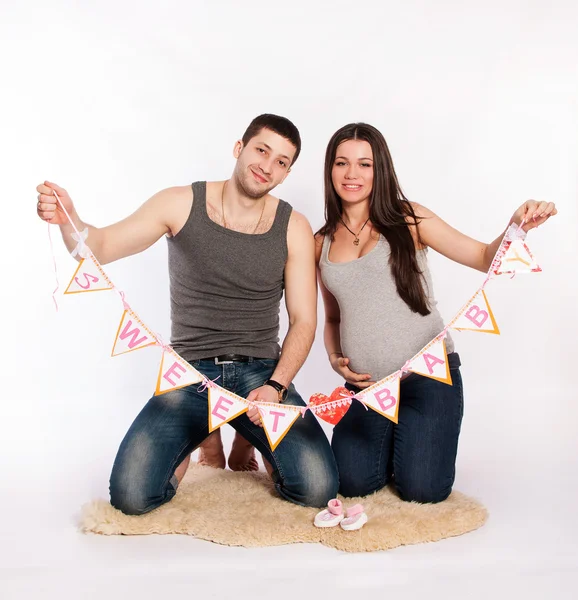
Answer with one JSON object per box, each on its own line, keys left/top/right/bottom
{"left": 109, "top": 358, "right": 339, "bottom": 514}
{"left": 332, "top": 353, "right": 464, "bottom": 503}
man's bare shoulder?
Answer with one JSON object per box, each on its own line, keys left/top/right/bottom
{"left": 151, "top": 185, "right": 193, "bottom": 236}
{"left": 288, "top": 208, "right": 311, "bottom": 227}
{"left": 287, "top": 209, "right": 314, "bottom": 236}
{"left": 155, "top": 185, "right": 194, "bottom": 200}
{"left": 146, "top": 184, "right": 193, "bottom": 205}
{"left": 286, "top": 210, "right": 315, "bottom": 258}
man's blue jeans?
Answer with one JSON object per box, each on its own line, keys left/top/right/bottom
{"left": 332, "top": 353, "right": 464, "bottom": 503}
{"left": 109, "top": 358, "right": 339, "bottom": 514}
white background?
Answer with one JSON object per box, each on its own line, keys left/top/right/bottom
{"left": 1, "top": 1, "right": 577, "bottom": 598}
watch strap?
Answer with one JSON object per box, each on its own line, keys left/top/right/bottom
{"left": 265, "top": 379, "right": 287, "bottom": 401}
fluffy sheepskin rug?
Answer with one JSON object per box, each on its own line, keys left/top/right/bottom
{"left": 80, "top": 464, "right": 487, "bottom": 552}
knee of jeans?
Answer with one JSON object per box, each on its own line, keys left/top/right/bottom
{"left": 395, "top": 477, "right": 452, "bottom": 504}
{"left": 299, "top": 477, "right": 339, "bottom": 508}
{"left": 109, "top": 481, "right": 152, "bottom": 516}
{"left": 338, "top": 471, "right": 385, "bottom": 498}
{"left": 109, "top": 475, "right": 176, "bottom": 516}
{"left": 280, "top": 469, "right": 339, "bottom": 508}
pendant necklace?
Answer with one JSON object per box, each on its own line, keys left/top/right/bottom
{"left": 340, "top": 216, "right": 370, "bottom": 246}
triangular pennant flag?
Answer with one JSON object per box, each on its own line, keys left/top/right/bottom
{"left": 64, "top": 256, "right": 113, "bottom": 294}
{"left": 451, "top": 290, "right": 500, "bottom": 334}
{"left": 207, "top": 387, "right": 249, "bottom": 432}
{"left": 408, "top": 337, "right": 452, "bottom": 385}
{"left": 259, "top": 404, "right": 301, "bottom": 450}
{"left": 155, "top": 351, "right": 203, "bottom": 395}
{"left": 111, "top": 310, "right": 157, "bottom": 356}
{"left": 356, "top": 377, "right": 400, "bottom": 423}
{"left": 495, "top": 240, "right": 541, "bottom": 275}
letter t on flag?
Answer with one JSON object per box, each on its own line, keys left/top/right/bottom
{"left": 260, "top": 406, "right": 301, "bottom": 450}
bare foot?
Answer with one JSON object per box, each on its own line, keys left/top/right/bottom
{"left": 262, "top": 456, "right": 275, "bottom": 478}
{"left": 174, "top": 454, "right": 191, "bottom": 484}
{"left": 197, "top": 430, "right": 226, "bottom": 469}
{"left": 228, "top": 432, "right": 259, "bottom": 471}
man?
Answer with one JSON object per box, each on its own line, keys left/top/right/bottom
{"left": 36, "top": 114, "right": 338, "bottom": 513}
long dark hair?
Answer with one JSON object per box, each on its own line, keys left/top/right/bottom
{"left": 318, "top": 123, "right": 430, "bottom": 315}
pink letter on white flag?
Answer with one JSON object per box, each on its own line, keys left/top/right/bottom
{"left": 64, "top": 256, "right": 113, "bottom": 294}
{"left": 111, "top": 310, "right": 157, "bottom": 356}
{"left": 408, "top": 337, "right": 452, "bottom": 385}
{"left": 155, "top": 351, "right": 203, "bottom": 395}
{"left": 260, "top": 406, "right": 301, "bottom": 450}
{"left": 451, "top": 290, "right": 500, "bottom": 334}
{"left": 356, "top": 377, "right": 400, "bottom": 423}
{"left": 207, "top": 388, "right": 249, "bottom": 432}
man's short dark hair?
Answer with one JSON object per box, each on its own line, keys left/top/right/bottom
{"left": 241, "top": 114, "right": 301, "bottom": 165}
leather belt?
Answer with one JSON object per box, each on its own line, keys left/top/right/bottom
{"left": 200, "top": 354, "right": 255, "bottom": 365}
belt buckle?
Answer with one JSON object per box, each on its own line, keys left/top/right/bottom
{"left": 214, "top": 356, "right": 234, "bottom": 365}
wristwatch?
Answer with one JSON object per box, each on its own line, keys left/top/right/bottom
{"left": 264, "top": 379, "right": 288, "bottom": 402}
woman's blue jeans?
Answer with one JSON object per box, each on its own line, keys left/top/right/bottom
{"left": 332, "top": 353, "right": 464, "bottom": 503}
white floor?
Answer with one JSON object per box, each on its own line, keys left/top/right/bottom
{"left": 2, "top": 447, "right": 577, "bottom": 600}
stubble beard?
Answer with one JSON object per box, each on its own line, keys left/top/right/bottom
{"left": 233, "top": 167, "right": 275, "bottom": 200}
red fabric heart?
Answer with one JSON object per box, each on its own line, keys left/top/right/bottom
{"left": 308, "top": 386, "right": 353, "bottom": 425}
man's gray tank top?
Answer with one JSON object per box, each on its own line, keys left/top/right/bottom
{"left": 167, "top": 181, "right": 293, "bottom": 362}
{"left": 320, "top": 234, "right": 454, "bottom": 381}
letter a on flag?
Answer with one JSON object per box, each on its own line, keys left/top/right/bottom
{"left": 111, "top": 310, "right": 157, "bottom": 356}
{"left": 408, "top": 337, "right": 452, "bottom": 385}
{"left": 260, "top": 405, "right": 301, "bottom": 450}
{"left": 450, "top": 290, "right": 499, "bottom": 334}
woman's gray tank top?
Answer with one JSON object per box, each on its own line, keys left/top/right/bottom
{"left": 319, "top": 234, "right": 454, "bottom": 381}
{"left": 167, "top": 181, "right": 292, "bottom": 362}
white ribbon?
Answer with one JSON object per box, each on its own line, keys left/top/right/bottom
{"left": 70, "top": 228, "right": 91, "bottom": 258}
{"left": 504, "top": 222, "right": 527, "bottom": 242}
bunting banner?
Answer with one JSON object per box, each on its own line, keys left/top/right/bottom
{"left": 407, "top": 336, "right": 452, "bottom": 384}
{"left": 449, "top": 290, "right": 499, "bottom": 334}
{"left": 64, "top": 255, "right": 113, "bottom": 294}
{"left": 208, "top": 387, "right": 249, "bottom": 432}
{"left": 314, "top": 221, "right": 538, "bottom": 426}
{"left": 48, "top": 193, "right": 544, "bottom": 450}
{"left": 259, "top": 404, "right": 303, "bottom": 450}
{"left": 155, "top": 350, "right": 203, "bottom": 395}
{"left": 355, "top": 376, "right": 401, "bottom": 423}
{"left": 112, "top": 310, "right": 157, "bottom": 356}
{"left": 494, "top": 239, "right": 541, "bottom": 275}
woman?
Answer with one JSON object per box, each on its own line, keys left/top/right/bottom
{"left": 315, "top": 123, "right": 556, "bottom": 503}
